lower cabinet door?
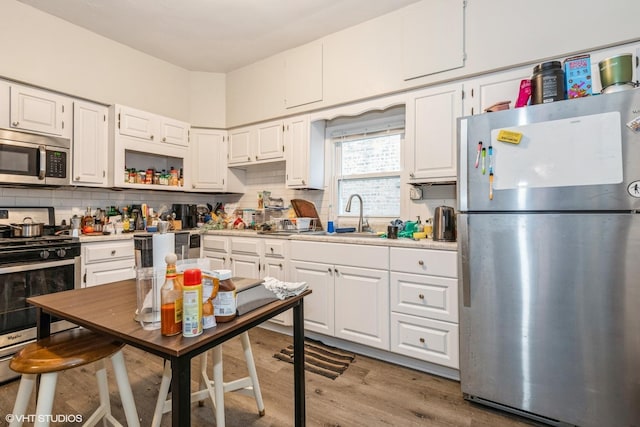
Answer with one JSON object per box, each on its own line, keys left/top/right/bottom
{"left": 390, "top": 312, "right": 459, "bottom": 369}
{"left": 84, "top": 259, "right": 135, "bottom": 287}
{"left": 289, "top": 260, "right": 334, "bottom": 335}
{"left": 334, "top": 265, "right": 389, "bottom": 350}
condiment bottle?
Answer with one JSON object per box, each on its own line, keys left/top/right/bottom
{"left": 213, "top": 270, "right": 237, "bottom": 323}
{"left": 160, "top": 253, "right": 182, "bottom": 336}
{"left": 122, "top": 207, "right": 130, "bottom": 232}
{"left": 182, "top": 268, "right": 203, "bottom": 337}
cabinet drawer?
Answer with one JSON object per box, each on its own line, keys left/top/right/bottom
{"left": 264, "top": 239, "right": 286, "bottom": 258}
{"left": 290, "top": 241, "right": 388, "bottom": 269}
{"left": 391, "top": 272, "right": 458, "bottom": 323}
{"left": 390, "top": 312, "right": 459, "bottom": 369}
{"left": 203, "top": 235, "right": 228, "bottom": 252}
{"left": 230, "top": 237, "right": 261, "bottom": 255}
{"left": 84, "top": 259, "right": 135, "bottom": 287}
{"left": 390, "top": 247, "right": 457, "bottom": 278}
{"left": 83, "top": 240, "right": 134, "bottom": 264}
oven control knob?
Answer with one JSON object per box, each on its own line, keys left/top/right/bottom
{"left": 56, "top": 248, "right": 67, "bottom": 258}
{"left": 40, "top": 250, "right": 50, "bottom": 260}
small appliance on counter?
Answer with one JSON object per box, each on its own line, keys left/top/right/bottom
{"left": 432, "top": 205, "right": 456, "bottom": 242}
{"left": 172, "top": 204, "right": 198, "bottom": 229}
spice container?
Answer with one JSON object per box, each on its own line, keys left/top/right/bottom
{"left": 531, "top": 61, "right": 565, "bottom": 105}
{"left": 213, "top": 270, "right": 237, "bottom": 323}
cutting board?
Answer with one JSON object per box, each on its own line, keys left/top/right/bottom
{"left": 290, "top": 199, "right": 323, "bottom": 231}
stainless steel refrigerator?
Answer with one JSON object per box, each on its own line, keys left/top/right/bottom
{"left": 457, "top": 89, "right": 640, "bottom": 426}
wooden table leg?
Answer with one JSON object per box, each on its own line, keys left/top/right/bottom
{"left": 171, "top": 356, "right": 191, "bottom": 426}
{"left": 293, "top": 300, "right": 306, "bottom": 427}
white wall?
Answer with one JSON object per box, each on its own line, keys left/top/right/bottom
{"left": 0, "top": 0, "right": 225, "bottom": 126}
{"left": 226, "top": 0, "right": 640, "bottom": 126}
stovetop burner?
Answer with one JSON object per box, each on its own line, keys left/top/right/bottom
{"left": 0, "top": 235, "right": 76, "bottom": 248}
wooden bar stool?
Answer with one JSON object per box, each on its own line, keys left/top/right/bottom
{"left": 152, "top": 331, "right": 265, "bottom": 427}
{"left": 9, "top": 328, "right": 140, "bottom": 427}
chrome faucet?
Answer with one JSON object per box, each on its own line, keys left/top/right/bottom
{"left": 345, "top": 194, "right": 364, "bottom": 232}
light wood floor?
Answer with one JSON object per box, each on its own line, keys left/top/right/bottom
{"left": 0, "top": 327, "right": 542, "bottom": 426}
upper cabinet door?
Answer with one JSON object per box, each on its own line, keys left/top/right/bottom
{"left": 117, "top": 105, "right": 156, "bottom": 141}
{"left": 191, "top": 128, "right": 226, "bottom": 191}
{"left": 10, "top": 85, "right": 71, "bottom": 136}
{"left": 285, "top": 115, "right": 309, "bottom": 187}
{"left": 463, "top": 66, "right": 531, "bottom": 117}
{"left": 285, "top": 42, "right": 323, "bottom": 109}
{"left": 160, "top": 117, "right": 189, "bottom": 147}
{"left": 405, "top": 83, "right": 462, "bottom": 183}
{"left": 402, "top": 0, "right": 465, "bottom": 81}
{"left": 228, "top": 127, "right": 253, "bottom": 165}
{"left": 72, "top": 101, "right": 108, "bottom": 186}
{"left": 255, "top": 120, "right": 284, "bottom": 161}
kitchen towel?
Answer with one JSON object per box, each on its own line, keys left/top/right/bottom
{"left": 263, "top": 276, "right": 308, "bottom": 300}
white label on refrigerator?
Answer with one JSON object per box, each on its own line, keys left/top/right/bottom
{"left": 491, "top": 112, "right": 623, "bottom": 190}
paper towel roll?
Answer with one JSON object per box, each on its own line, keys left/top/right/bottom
{"left": 153, "top": 232, "right": 175, "bottom": 273}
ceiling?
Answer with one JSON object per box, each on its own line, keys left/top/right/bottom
{"left": 18, "top": 0, "right": 420, "bottom": 73}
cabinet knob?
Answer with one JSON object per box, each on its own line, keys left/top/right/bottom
{"left": 111, "top": 250, "right": 116, "bottom": 256}
{"left": 328, "top": 267, "right": 332, "bottom": 273}
{"left": 409, "top": 173, "right": 415, "bottom": 178}
{"left": 162, "top": 137, "right": 166, "bottom": 142}
{"left": 334, "top": 268, "right": 338, "bottom": 274}
{"left": 418, "top": 294, "right": 425, "bottom": 300}
{"left": 75, "top": 176, "right": 80, "bottom": 181}
{"left": 278, "top": 263, "right": 283, "bottom": 269}
{"left": 12, "top": 121, "right": 19, "bottom": 126}
{"left": 192, "top": 184, "right": 196, "bottom": 189}
{"left": 302, "top": 180, "right": 306, "bottom": 185}
{"left": 255, "top": 155, "right": 258, "bottom": 161}
{"left": 270, "top": 247, "right": 274, "bottom": 253}
{"left": 418, "top": 260, "right": 424, "bottom": 266}
{"left": 247, "top": 156, "right": 251, "bottom": 161}
{"left": 419, "top": 338, "right": 425, "bottom": 344}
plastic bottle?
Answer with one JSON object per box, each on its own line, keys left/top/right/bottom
{"left": 161, "top": 253, "right": 182, "bottom": 336}
{"left": 182, "top": 268, "right": 203, "bottom": 337}
{"left": 213, "top": 269, "right": 237, "bottom": 323}
{"left": 122, "top": 207, "right": 130, "bottom": 232}
{"left": 202, "top": 273, "right": 219, "bottom": 330}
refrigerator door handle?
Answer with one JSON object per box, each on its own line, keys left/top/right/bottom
{"left": 459, "top": 213, "right": 471, "bottom": 307}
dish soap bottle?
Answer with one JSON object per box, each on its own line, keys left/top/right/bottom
{"left": 161, "top": 253, "right": 183, "bottom": 336}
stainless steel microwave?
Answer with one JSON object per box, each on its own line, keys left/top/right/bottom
{"left": 0, "top": 128, "right": 70, "bottom": 185}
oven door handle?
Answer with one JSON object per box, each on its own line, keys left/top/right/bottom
{"left": 0, "top": 258, "right": 75, "bottom": 275}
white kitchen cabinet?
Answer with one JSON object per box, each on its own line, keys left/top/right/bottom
{"left": 228, "top": 119, "right": 285, "bottom": 166}
{"left": 284, "top": 42, "right": 323, "bottom": 109}
{"left": 390, "top": 247, "right": 459, "bottom": 368}
{"left": 255, "top": 121, "right": 284, "bottom": 161}
{"left": 262, "top": 239, "right": 291, "bottom": 326}
{"left": 72, "top": 101, "right": 109, "bottom": 186}
{"left": 0, "top": 82, "right": 72, "bottom": 138}
{"left": 289, "top": 241, "right": 389, "bottom": 350}
{"left": 110, "top": 104, "right": 189, "bottom": 191}
{"left": 202, "top": 235, "right": 231, "bottom": 270}
{"left": 285, "top": 115, "right": 324, "bottom": 189}
{"left": 190, "top": 128, "right": 244, "bottom": 193}
{"left": 116, "top": 104, "right": 189, "bottom": 147}
{"left": 404, "top": 83, "right": 462, "bottom": 183}
{"left": 463, "top": 66, "right": 531, "bottom": 117}
{"left": 402, "top": 0, "right": 465, "bottom": 81}
{"left": 81, "top": 239, "right": 135, "bottom": 287}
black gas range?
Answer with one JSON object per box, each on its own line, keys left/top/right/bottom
{"left": 0, "top": 235, "right": 80, "bottom": 265}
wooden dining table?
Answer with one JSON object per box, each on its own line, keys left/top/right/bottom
{"left": 27, "top": 279, "right": 310, "bottom": 426}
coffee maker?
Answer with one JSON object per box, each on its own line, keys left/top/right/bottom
{"left": 172, "top": 204, "right": 197, "bottom": 229}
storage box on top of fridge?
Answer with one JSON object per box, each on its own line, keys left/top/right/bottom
{"left": 564, "top": 54, "right": 592, "bottom": 98}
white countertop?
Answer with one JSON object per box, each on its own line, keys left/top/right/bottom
{"left": 201, "top": 229, "right": 458, "bottom": 251}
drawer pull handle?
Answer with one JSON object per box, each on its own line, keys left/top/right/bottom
{"left": 278, "top": 263, "right": 283, "bottom": 269}
{"left": 419, "top": 338, "right": 425, "bottom": 344}
{"left": 328, "top": 267, "right": 332, "bottom": 273}
{"left": 270, "top": 247, "right": 274, "bottom": 253}
{"left": 111, "top": 250, "right": 116, "bottom": 256}
{"left": 418, "top": 260, "right": 425, "bottom": 266}
{"left": 418, "top": 294, "right": 424, "bottom": 300}
{"left": 334, "top": 268, "right": 338, "bottom": 274}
